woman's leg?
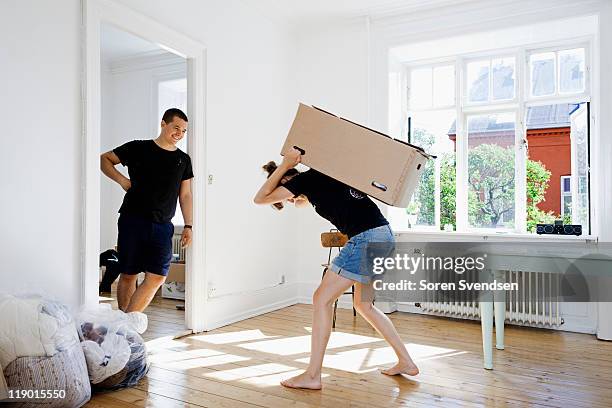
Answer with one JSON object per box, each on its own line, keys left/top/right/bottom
{"left": 280, "top": 270, "right": 354, "bottom": 389}
{"left": 353, "top": 282, "right": 419, "bottom": 376}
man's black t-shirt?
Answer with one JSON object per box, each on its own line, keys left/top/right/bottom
{"left": 282, "top": 169, "right": 388, "bottom": 238}
{"left": 114, "top": 140, "right": 193, "bottom": 223}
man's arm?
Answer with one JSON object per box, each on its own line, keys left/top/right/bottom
{"left": 100, "top": 151, "right": 131, "bottom": 192}
{"left": 178, "top": 178, "right": 193, "bottom": 248}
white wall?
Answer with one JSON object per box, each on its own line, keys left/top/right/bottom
{"left": 0, "top": 0, "right": 82, "bottom": 306}
{"left": 0, "top": 0, "right": 299, "bottom": 322}
{"left": 293, "top": 21, "right": 371, "bottom": 303}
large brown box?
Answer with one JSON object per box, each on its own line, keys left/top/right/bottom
{"left": 281, "top": 104, "right": 434, "bottom": 207}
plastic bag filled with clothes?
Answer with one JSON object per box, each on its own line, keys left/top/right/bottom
{"left": 74, "top": 304, "right": 149, "bottom": 391}
{"left": 0, "top": 294, "right": 90, "bottom": 407}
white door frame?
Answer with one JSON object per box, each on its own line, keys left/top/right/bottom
{"left": 81, "top": 0, "right": 208, "bottom": 332}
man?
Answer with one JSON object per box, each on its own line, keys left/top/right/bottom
{"left": 100, "top": 108, "right": 193, "bottom": 312}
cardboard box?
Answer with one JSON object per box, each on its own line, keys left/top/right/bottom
{"left": 136, "top": 262, "right": 185, "bottom": 298}
{"left": 163, "top": 262, "right": 185, "bottom": 300}
{"left": 281, "top": 104, "right": 434, "bottom": 207}
{"left": 166, "top": 262, "right": 185, "bottom": 283}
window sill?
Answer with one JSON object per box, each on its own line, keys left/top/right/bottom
{"left": 394, "top": 229, "right": 597, "bottom": 243}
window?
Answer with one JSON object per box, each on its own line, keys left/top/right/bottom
{"left": 392, "top": 44, "right": 591, "bottom": 234}
{"left": 466, "top": 57, "right": 515, "bottom": 104}
{"left": 158, "top": 78, "right": 188, "bottom": 152}
{"left": 409, "top": 65, "right": 455, "bottom": 109}
{"left": 157, "top": 77, "right": 188, "bottom": 226}
{"left": 467, "top": 113, "right": 516, "bottom": 229}
{"left": 529, "top": 48, "right": 585, "bottom": 98}
{"left": 390, "top": 64, "right": 456, "bottom": 231}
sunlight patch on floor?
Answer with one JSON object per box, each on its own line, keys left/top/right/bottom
{"left": 148, "top": 347, "right": 224, "bottom": 364}
{"left": 295, "top": 343, "right": 464, "bottom": 373}
{"left": 202, "top": 362, "right": 300, "bottom": 381}
{"left": 238, "top": 370, "right": 330, "bottom": 388}
{"left": 190, "top": 329, "right": 278, "bottom": 345}
{"left": 237, "top": 332, "right": 382, "bottom": 356}
{"left": 145, "top": 336, "right": 190, "bottom": 351}
{"left": 155, "top": 353, "right": 251, "bottom": 370}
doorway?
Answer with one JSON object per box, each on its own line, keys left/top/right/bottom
{"left": 82, "top": 0, "right": 208, "bottom": 333}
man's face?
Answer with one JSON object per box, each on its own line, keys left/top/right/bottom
{"left": 161, "top": 116, "right": 188, "bottom": 145}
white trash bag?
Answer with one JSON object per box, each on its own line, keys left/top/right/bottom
{"left": 75, "top": 304, "right": 149, "bottom": 390}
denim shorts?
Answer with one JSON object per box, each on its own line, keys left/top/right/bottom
{"left": 117, "top": 214, "right": 174, "bottom": 276}
{"left": 329, "top": 224, "right": 395, "bottom": 284}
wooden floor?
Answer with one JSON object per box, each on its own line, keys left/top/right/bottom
{"left": 87, "top": 301, "right": 612, "bottom": 408}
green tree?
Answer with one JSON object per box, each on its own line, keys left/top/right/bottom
{"left": 526, "top": 159, "right": 556, "bottom": 232}
{"left": 409, "top": 142, "right": 557, "bottom": 232}
{"left": 468, "top": 144, "right": 515, "bottom": 227}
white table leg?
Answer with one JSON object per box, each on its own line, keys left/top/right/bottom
{"left": 494, "top": 269, "right": 506, "bottom": 350}
{"left": 480, "top": 300, "right": 494, "bottom": 370}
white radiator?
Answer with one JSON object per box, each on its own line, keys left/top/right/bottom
{"left": 172, "top": 234, "right": 186, "bottom": 262}
{"left": 421, "top": 270, "right": 563, "bottom": 328}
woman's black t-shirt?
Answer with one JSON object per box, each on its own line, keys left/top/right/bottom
{"left": 282, "top": 169, "right": 388, "bottom": 238}
{"left": 113, "top": 140, "right": 193, "bottom": 223}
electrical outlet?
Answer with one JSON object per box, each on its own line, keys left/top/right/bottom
{"left": 208, "top": 286, "right": 216, "bottom": 297}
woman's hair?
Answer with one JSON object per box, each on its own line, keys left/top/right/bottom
{"left": 262, "top": 161, "right": 299, "bottom": 179}
{"left": 262, "top": 161, "right": 300, "bottom": 210}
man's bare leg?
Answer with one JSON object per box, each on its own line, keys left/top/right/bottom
{"left": 354, "top": 282, "right": 419, "bottom": 376}
{"left": 280, "top": 271, "right": 354, "bottom": 390}
{"left": 126, "top": 272, "right": 166, "bottom": 313}
{"left": 117, "top": 274, "right": 138, "bottom": 312}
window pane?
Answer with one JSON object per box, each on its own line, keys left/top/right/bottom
{"left": 467, "top": 113, "right": 515, "bottom": 229}
{"left": 530, "top": 52, "right": 555, "bottom": 97}
{"left": 466, "top": 60, "right": 489, "bottom": 103}
{"left": 491, "top": 57, "right": 515, "bottom": 100}
{"left": 433, "top": 65, "right": 455, "bottom": 107}
{"left": 410, "top": 68, "right": 432, "bottom": 109}
{"left": 524, "top": 103, "right": 590, "bottom": 232}
{"left": 559, "top": 48, "right": 585, "bottom": 94}
{"left": 562, "top": 177, "right": 571, "bottom": 193}
{"left": 388, "top": 110, "right": 455, "bottom": 230}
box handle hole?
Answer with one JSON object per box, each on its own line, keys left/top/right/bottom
{"left": 293, "top": 145, "right": 305, "bottom": 155}
{"left": 372, "top": 181, "right": 387, "bottom": 191}
{"left": 416, "top": 164, "right": 422, "bottom": 170}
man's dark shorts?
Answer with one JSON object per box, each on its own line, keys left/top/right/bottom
{"left": 117, "top": 214, "right": 174, "bottom": 276}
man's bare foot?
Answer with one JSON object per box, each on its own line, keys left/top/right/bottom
{"left": 280, "top": 371, "right": 322, "bottom": 390}
{"left": 381, "top": 360, "right": 419, "bottom": 376}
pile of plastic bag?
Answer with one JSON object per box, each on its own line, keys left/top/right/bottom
{"left": 0, "top": 295, "right": 151, "bottom": 406}
{"left": 0, "top": 294, "right": 91, "bottom": 407}
{"left": 75, "top": 304, "right": 149, "bottom": 391}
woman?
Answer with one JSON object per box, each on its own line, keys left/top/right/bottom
{"left": 253, "top": 148, "right": 419, "bottom": 390}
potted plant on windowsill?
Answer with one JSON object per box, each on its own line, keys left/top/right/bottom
{"left": 405, "top": 202, "right": 420, "bottom": 228}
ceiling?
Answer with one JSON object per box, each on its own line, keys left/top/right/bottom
{"left": 248, "top": 0, "right": 479, "bottom": 24}
{"left": 100, "top": 23, "right": 162, "bottom": 62}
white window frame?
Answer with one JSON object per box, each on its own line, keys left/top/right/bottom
{"left": 525, "top": 42, "right": 591, "bottom": 103}
{"left": 463, "top": 54, "right": 518, "bottom": 107}
{"left": 401, "top": 39, "right": 591, "bottom": 235}
{"left": 406, "top": 61, "right": 456, "bottom": 231}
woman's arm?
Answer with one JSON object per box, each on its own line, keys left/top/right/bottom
{"left": 253, "top": 148, "right": 301, "bottom": 205}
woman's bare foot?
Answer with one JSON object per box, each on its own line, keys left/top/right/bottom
{"left": 381, "top": 360, "right": 419, "bottom": 376}
{"left": 280, "top": 371, "right": 322, "bottom": 390}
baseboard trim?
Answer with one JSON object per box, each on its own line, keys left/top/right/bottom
{"left": 205, "top": 296, "right": 300, "bottom": 331}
